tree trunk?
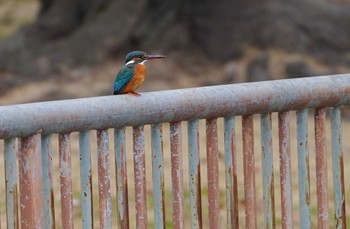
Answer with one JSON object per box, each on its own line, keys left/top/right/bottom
{"left": 1, "top": 0, "right": 350, "bottom": 78}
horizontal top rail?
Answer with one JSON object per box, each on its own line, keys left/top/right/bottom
{"left": 1, "top": 74, "right": 350, "bottom": 138}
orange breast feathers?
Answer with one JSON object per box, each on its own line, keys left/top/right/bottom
{"left": 123, "top": 64, "right": 146, "bottom": 93}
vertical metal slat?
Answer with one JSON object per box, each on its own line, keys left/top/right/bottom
{"left": 4, "top": 138, "right": 19, "bottom": 229}
{"left": 19, "top": 133, "right": 44, "bottom": 228}
{"left": 296, "top": 109, "right": 311, "bottom": 228}
{"left": 133, "top": 126, "right": 148, "bottom": 229}
{"left": 261, "top": 113, "right": 275, "bottom": 229}
{"left": 278, "top": 111, "right": 293, "bottom": 229}
{"left": 206, "top": 118, "right": 220, "bottom": 228}
{"left": 224, "top": 117, "right": 239, "bottom": 229}
{"left": 114, "top": 128, "right": 129, "bottom": 228}
{"left": 170, "top": 122, "right": 184, "bottom": 229}
{"left": 315, "top": 108, "right": 329, "bottom": 229}
{"left": 242, "top": 115, "right": 257, "bottom": 228}
{"left": 59, "top": 133, "right": 73, "bottom": 229}
{"left": 188, "top": 120, "right": 202, "bottom": 229}
{"left": 97, "top": 129, "right": 112, "bottom": 228}
{"left": 79, "top": 131, "right": 94, "bottom": 228}
{"left": 330, "top": 107, "right": 346, "bottom": 228}
{"left": 151, "top": 124, "right": 166, "bottom": 229}
{"left": 42, "top": 135, "right": 56, "bottom": 229}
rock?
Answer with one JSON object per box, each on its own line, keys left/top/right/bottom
{"left": 285, "top": 60, "right": 316, "bottom": 78}
{"left": 247, "top": 52, "right": 272, "bottom": 82}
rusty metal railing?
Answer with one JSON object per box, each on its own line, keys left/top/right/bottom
{"left": 1, "top": 74, "right": 350, "bottom": 228}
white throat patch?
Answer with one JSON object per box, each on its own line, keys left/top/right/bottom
{"left": 125, "top": 59, "right": 147, "bottom": 65}
{"left": 126, "top": 60, "right": 135, "bottom": 65}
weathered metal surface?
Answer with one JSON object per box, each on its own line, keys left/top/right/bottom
{"left": 170, "top": 122, "right": 185, "bottom": 229}
{"left": 206, "top": 119, "right": 220, "bottom": 228}
{"left": 133, "top": 126, "right": 148, "bottom": 229}
{"left": 59, "top": 133, "right": 73, "bottom": 229}
{"left": 97, "top": 129, "right": 112, "bottom": 228}
{"left": 2, "top": 75, "right": 350, "bottom": 139}
{"left": 2, "top": 74, "right": 350, "bottom": 228}
{"left": 224, "top": 117, "right": 238, "bottom": 229}
{"left": 187, "top": 119, "right": 202, "bottom": 229}
{"left": 296, "top": 109, "right": 311, "bottom": 228}
{"left": 278, "top": 111, "right": 293, "bottom": 229}
{"left": 151, "top": 124, "right": 165, "bottom": 229}
{"left": 314, "top": 108, "right": 329, "bottom": 229}
{"left": 79, "top": 131, "right": 94, "bottom": 228}
{"left": 260, "top": 113, "right": 275, "bottom": 229}
{"left": 330, "top": 107, "right": 346, "bottom": 229}
{"left": 242, "top": 115, "right": 257, "bottom": 228}
{"left": 41, "top": 134, "right": 56, "bottom": 229}
{"left": 4, "top": 138, "right": 19, "bottom": 229}
{"left": 114, "top": 127, "right": 129, "bottom": 228}
{"left": 18, "top": 133, "right": 44, "bottom": 228}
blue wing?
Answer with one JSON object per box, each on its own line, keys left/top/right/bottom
{"left": 113, "top": 65, "right": 134, "bottom": 94}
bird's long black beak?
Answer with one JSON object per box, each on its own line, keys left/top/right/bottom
{"left": 146, "top": 55, "right": 166, "bottom": 60}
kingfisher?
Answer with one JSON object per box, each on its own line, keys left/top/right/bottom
{"left": 113, "top": 51, "right": 166, "bottom": 96}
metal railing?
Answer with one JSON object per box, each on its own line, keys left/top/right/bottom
{"left": 0, "top": 74, "right": 350, "bottom": 228}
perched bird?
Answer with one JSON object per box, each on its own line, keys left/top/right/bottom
{"left": 113, "top": 51, "right": 166, "bottom": 96}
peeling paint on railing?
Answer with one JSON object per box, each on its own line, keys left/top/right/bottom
{"left": 151, "top": 124, "right": 165, "bottom": 229}
{"left": 224, "top": 116, "right": 238, "bottom": 229}
{"left": 1, "top": 74, "right": 350, "bottom": 228}
{"left": 79, "top": 131, "right": 94, "bottom": 228}
{"left": 242, "top": 115, "right": 257, "bottom": 228}
{"left": 170, "top": 122, "right": 184, "bottom": 229}
{"left": 315, "top": 108, "right": 329, "bottom": 229}
{"left": 330, "top": 107, "right": 346, "bottom": 229}
{"left": 97, "top": 129, "right": 112, "bottom": 228}
{"left": 133, "top": 126, "right": 147, "bottom": 229}
{"left": 18, "top": 133, "right": 43, "bottom": 228}
{"left": 4, "top": 138, "right": 19, "bottom": 229}
{"left": 278, "top": 111, "right": 293, "bottom": 229}
{"left": 261, "top": 113, "right": 275, "bottom": 229}
{"left": 114, "top": 127, "right": 129, "bottom": 228}
{"left": 188, "top": 119, "right": 202, "bottom": 229}
{"left": 206, "top": 118, "right": 220, "bottom": 228}
{"left": 296, "top": 109, "right": 311, "bottom": 228}
{"left": 59, "top": 133, "right": 73, "bottom": 229}
{"left": 1, "top": 75, "right": 350, "bottom": 139}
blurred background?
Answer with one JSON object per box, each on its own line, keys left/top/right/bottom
{"left": 1, "top": 0, "right": 350, "bottom": 105}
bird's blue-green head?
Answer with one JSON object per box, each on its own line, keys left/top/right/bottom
{"left": 125, "top": 51, "right": 166, "bottom": 65}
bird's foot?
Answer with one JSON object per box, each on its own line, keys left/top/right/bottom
{"left": 127, "top": 92, "right": 141, "bottom": 96}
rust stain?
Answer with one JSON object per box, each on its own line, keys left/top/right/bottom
{"left": 206, "top": 118, "right": 220, "bottom": 228}
{"left": 133, "top": 126, "right": 148, "bottom": 229}
{"left": 278, "top": 111, "right": 293, "bottom": 229}
{"left": 97, "top": 129, "right": 112, "bottom": 228}
{"left": 196, "top": 161, "right": 203, "bottom": 228}
{"left": 269, "top": 174, "right": 276, "bottom": 229}
{"left": 231, "top": 128, "right": 239, "bottom": 229}
{"left": 314, "top": 108, "right": 329, "bottom": 228}
{"left": 339, "top": 153, "right": 346, "bottom": 228}
{"left": 115, "top": 128, "right": 129, "bottom": 228}
{"left": 2, "top": 75, "right": 350, "bottom": 139}
{"left": 18, "top": 133, "right": 44, "bottom": 228}
{"left": 305, "top": 154, "right": 311, "bottom": 206}
{"left": 242, "top": 115, "right": 257, "bottom": 229}
{"left": 170, "top": 122, "right": 184, "bottom": 229}
{"left": 58, "top": 133, "right": 74, "bottom": 229}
